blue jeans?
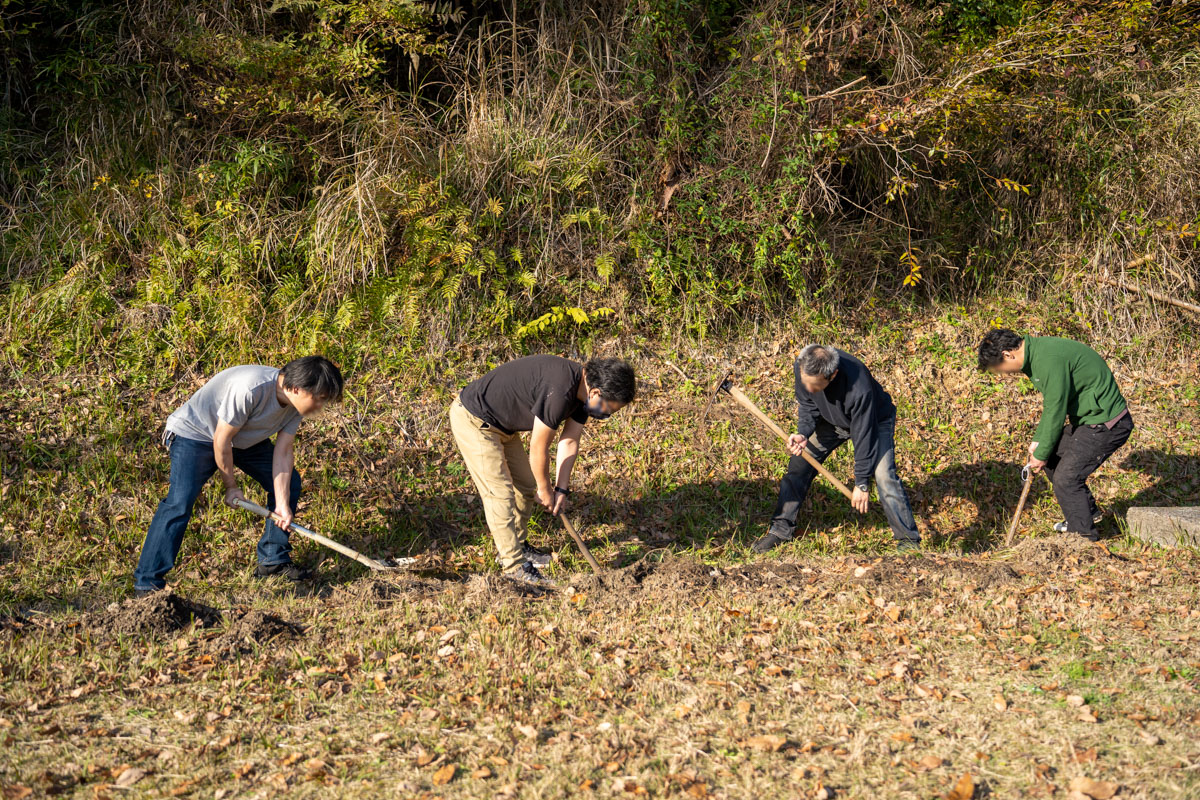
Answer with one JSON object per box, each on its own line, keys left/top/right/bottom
{"left": 133, "top": 435, "right": 302, "bottom": 590}
{"left": 769, "top": 415, "right": 919, "bottom": 543}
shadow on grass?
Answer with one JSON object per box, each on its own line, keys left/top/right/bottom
{"left": 347, "top": 449, "right": 1199, "bottom": 580}
{"left": 1109, "top": 449, "right": 1200, "bottom": 519}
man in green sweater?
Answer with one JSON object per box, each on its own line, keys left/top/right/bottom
{"left": 978, "top": 329, "right": 1133, "bottom": 541}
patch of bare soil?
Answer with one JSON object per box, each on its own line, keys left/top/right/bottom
{"left": 851, "top": 555, "right": 1020, "bottom": 596}
{"left": 349, "top": 574, "right": 462, "bottom": 602}
{"left": 1011, "top": 533, "right": 1120, "bottom": 570}
{"left": 570, "top": 556, "right": 813, "bottom": 599}
{"left": 89, "top": 591, "right": 221, "bottom": 637}
{"left": 463, "top": 573, "right": 553, "bottom": 606}
{"left": 209, "top": 608, "right": 303, "bottom": 653}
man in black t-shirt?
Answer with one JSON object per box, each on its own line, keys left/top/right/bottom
{"left": 450, "top": 356, "right": 636, "bottom": 585}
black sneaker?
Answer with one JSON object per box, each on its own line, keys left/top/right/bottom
{"left": 254, "top": 562, "right": 313, "bottom": 582}
{"left": 504, "top": 562, "right": 554, "bottom": 588}
{"left": 896, "top": 539, "right": 921, "bottom": 553}
{"left": 751, "top": 530, "right": 790, "bottom": 554}
{"left": 522, "top": 542, "right": 552, "bottom": 569}
{"left": 134, "top": 587, "right": 161, "bottom": 599}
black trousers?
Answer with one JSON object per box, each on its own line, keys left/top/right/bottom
{"left": 1044, "top": 413, "right": 1133, "bottom": 540}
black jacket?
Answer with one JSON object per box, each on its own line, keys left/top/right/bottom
{"left": 794, "top": 351, "right": 896, "bottom": 486}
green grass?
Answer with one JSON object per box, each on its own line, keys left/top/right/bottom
{"left": 2, "top": 299, "right": 1200, "bottom": 796}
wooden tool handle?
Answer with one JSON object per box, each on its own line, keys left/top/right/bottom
{"left": 1004, "top": 469, "right": 1034, "bottom": 547}
{"left": 232, "top": 497, "right": 392, "bottom": 571}
{"left": 560, "top": 513, "right": 602, "bottom": 574}
{"left": 726, "top": 385, "right": 855, "bottom": 500}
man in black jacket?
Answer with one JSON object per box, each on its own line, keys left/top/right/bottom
{"left": 752, "top": 344, "right": 921, "bottom": 553}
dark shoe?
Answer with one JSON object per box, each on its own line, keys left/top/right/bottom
{"left": 254, "top": 562, "right": 313, "bottom": 582}
{"left": 896, "top": 539, "right": 921, "bottom": 553}
{"left": 522, "top": 542, "right": 552, "bottom": 569}
{"left": 751, "top": 530, "right": 790, "bottom": 554}
{"left": 504, "top": 562, "right": 554, "bottom": 588}
{"left": 134, "top": 587, "right": 162, "bottom": 599}
{"left": 1054, "top": 514, "right": 1103, "bottom": 533}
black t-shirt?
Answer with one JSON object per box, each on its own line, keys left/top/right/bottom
{"left": 459, "top": 355, "right": 589, "bottom": 434}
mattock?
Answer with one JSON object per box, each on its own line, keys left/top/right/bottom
{"left": 233, "top": 498, "right": 417, "bottom": 571}
{"left": 704, "top": 372, "right": 855, "bottom": 501}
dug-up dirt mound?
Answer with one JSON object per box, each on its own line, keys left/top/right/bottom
{"left": 1011, "top": 533, "right": 1120, "bottom": 570}
{"left": 569, "top": 557, "right": 702, "bottom": 595}
{"left": 851, "top": 555, "right": 1020, "bottom": 595}
{"left": 209, "top": 608, "right": 303, "bottom": 653}
{"left": 90, "top": 591, "right": 221, "bottom": 637}
{"left": 569, "top": 552, "right": 1020, "bottom": 602}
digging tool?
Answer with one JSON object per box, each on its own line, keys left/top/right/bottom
{"left": 559, "top": 513, "right": 602, "bottom": 574}
{"left": 709, "top": 374, "right": 855, "bottom": 501}
{"left": 232, "top": 498, "right": 415, "bottom": 571}
{"left": 1004, "top": 465, "right": 1034, "bottom": 547}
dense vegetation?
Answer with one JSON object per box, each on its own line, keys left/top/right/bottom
{"left": 3, "top": 0, "right": 1198, "bottom": 378}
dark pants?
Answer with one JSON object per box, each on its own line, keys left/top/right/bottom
{"left": 133, "top": 435, "right": 302, "bottom": 590}
{"left": 1044, "top": 413, "right": 1133, "bottom": 540}
{"left": 769, "top": 416, "right": 919, "bottom": 543}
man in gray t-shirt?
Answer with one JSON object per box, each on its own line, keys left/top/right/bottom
{"left": 133, "top": 356, "right": 344, "bottom": 595}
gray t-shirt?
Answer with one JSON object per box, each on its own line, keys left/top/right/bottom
{"left": 165, "top": 365, "right": 302, "bottom": 448}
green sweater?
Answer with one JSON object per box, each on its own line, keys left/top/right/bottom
{"left": 1022, "top": 336, "right": 1127, "bottom": 461}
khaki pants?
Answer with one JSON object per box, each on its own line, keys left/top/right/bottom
{"left": 449, "top": 398, "right": 537, "bottom": 570}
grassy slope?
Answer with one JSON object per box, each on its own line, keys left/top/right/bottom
{"left": 1, "top": 297, "right": 1199, "bottom": 796}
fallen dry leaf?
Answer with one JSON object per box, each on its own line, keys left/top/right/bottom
{"left": 471, "top": 766, "right": 492, "bottom": 779}
{"left": 1067, "top": 695, "right": 1086, "bottom": 707}
{"left": 369, "top": 732, "right": 391, "bottom": 745}
{"left": 115, "top": 767, "right": 147, "bottom": 788}
{"left": 944, "top": 772, "right": 975, "bottom": 800}
{"left": 1072, "top": 747, "right": 1098, "bottom": 763}
{"left": 918, "top": 754, "right": 944, "bottom": 771}
{"left": 744, "top": 734, "right": 787, "bottom": 752}
{"left": 414, "top": 747, "right": 435, "bottom": 767}
{"left": 431, "top": 764, "right": 456, "bottom": 786}
{"left": 170, "top": 778, "right": 200, "bottom": 796}
{"left": 993, "top": 694, "right": 1008, "bottom": 712}
{"left": 2, "top": 787, "right": 33, "bottom": 800}
{"left": 1068, "top": 777, "right": 1118, "bottom": 799}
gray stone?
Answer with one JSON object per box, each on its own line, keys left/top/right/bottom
{"left": 1127, "top": 507, "right": 1200, "bottom": 548}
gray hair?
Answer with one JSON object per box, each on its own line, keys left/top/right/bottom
{"left": 798, "top": 344, "right": 840, "bottom": 379}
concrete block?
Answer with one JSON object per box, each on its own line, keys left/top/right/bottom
{"left": 1127, "top": 507, "right": 1200, "bottom": 548}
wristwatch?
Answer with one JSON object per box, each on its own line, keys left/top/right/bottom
{"left": 855, "top": 483, "right": 870, "bottom": 493}
{"left": 554, "top": 487, "right": 571, "bottom": 496}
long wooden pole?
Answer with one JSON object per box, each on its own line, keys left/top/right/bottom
{"left": 724, "top": 385, "right": 855, "bottom": 500}
{"left": 232, "top": 498, "right": 413, "bottom": 570}
{"left": 1004, "top": 468, "right": 1034, "bottom": 547}
{"left": 559, "top": 513, "right": 602, "bottom": 574}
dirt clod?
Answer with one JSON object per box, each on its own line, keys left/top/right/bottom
{"left": 211, "top": 608, "right": 302, "bottom": 653}
{"left": 1012, "top": 534, "right": 1118, "bottom": 570}
{"left": 853, "top": 555, "right": 1019, "bottom": 596}
{"left": 91, "top": 591, "right": 221, "bottom": 637}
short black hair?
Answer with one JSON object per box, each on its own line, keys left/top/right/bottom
{"left": 977, "top": 328, "right": 1024, "bottom": 370}
{"left": 584, "top": 358, "right": 636, "bottom": 403}
{"left": 281, "top": 355, "right": 344, "bottom": 401}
